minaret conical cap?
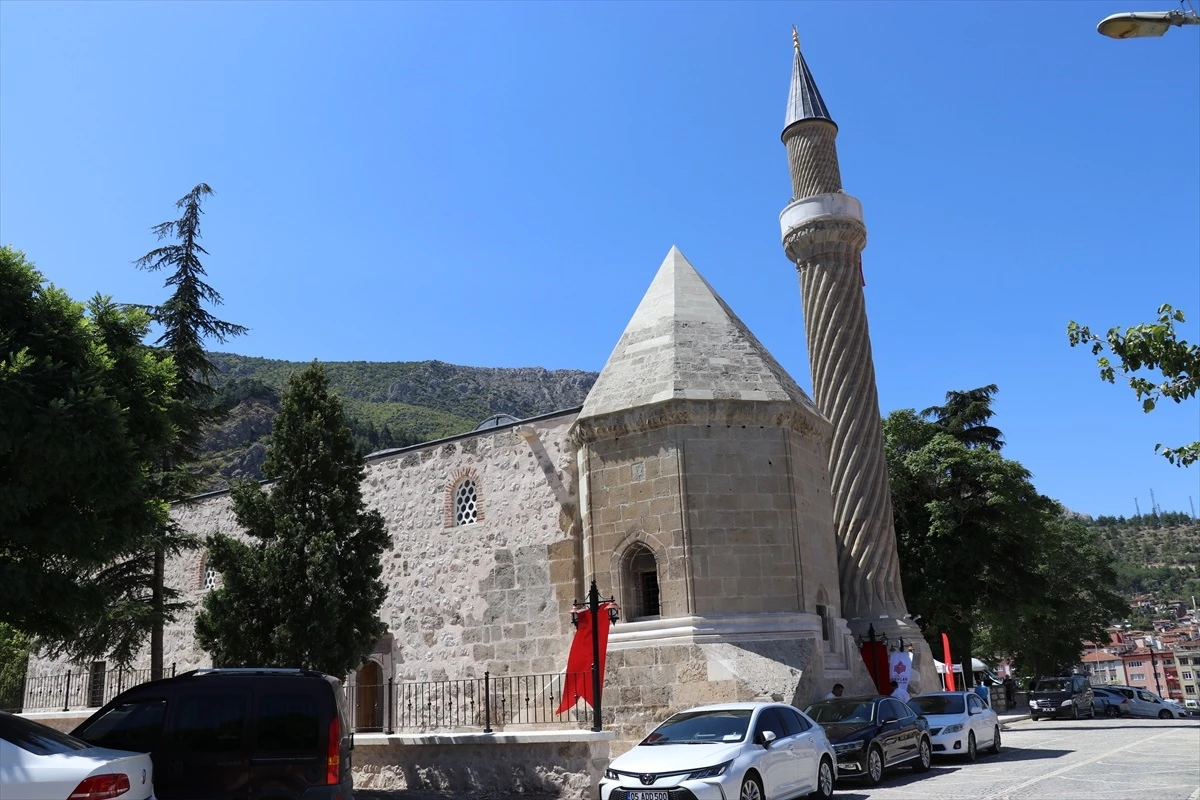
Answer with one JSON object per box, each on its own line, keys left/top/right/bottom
{"left": 783, "top": 29, "right": 835, "bottom": 139}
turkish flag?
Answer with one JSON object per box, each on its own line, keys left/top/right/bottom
{"left": 556, "top": 603, "right": 615, "bottom": 715}
{"left": 942, "top": 633, "right": 956, "bottom": 692}
{"left": 859, "top": 641, "right": 890, "bottom": 695}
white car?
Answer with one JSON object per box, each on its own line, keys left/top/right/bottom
{"left": 598, "top": 702, "right": 837, "bottom": 800}
{"left": 907, "top": 691, "right": 1000, "bottom": 760}
{"left": 1104, "top": 686, "right": 1190, "bottom": 719}
{"left": 0, "top": 710, "right": 155, "bottom": 799}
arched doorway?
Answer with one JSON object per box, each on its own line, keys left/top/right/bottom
{"left": 355, "top": 660, "right": 383, "bottom": 732}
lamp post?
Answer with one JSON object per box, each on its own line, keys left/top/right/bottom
{"left": 1097, "top": 6, "right": 1200, "bottom": 38}
{"left": 570, "top": 579, "right": 619, "bottom": 732}
{"left": 1150, "top": 649, "right": 1164, "bottom": 696}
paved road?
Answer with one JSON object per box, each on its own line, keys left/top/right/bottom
{"left": 838, "top": 715, "right": 1200, "bottom": 800}
{"left": 356, "top": 716, "right": 1200, "bottom": 800}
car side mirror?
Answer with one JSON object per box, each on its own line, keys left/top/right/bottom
{"left": 759, "top": 730, "right": 777, "bottom": 747}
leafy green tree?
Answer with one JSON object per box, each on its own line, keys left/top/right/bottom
{"left": 134, "top": 184, "right": 247, "bottom": 679}
{"left": 1068, "top": 305, "right": 1199, "bottom": 466}
{"left": 975, "top": 516, "right": 1127, "bottom": 679}
{"left": 1, "top": 247, "right": 175, "bottom": 663}
{"left": 0, "top": 623, "right": 31, "bottom": 711}
{"left": 885, "top": 407, "right": 1049, "bottom": 686}
{"left": 195, "top": 364, "right": 389, "bottom": 676}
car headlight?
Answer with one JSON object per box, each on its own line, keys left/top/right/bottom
{"left": 833, "top": 741, "right": 865, "bottom": 754}
{"left": 686, "top": 761, "right": 732, "bottom": 780}
{"left": 941, "top": 723, "right": 964, "bottom": 734}
{"left": 1028, "top": 700, "right": 1037, "bottom": 708}
{"left": 604, "top": 768, "right": 619, "bottom": 780}
{"left": 1060, "top": 700, "right": 1073, "bottom": 707}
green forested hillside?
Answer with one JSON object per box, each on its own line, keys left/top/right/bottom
{"left": 1085, "top": 512, "right": 1200, "bottom": 601}
{"left": 195, "top": 354, "right": 596, "bottom": 491}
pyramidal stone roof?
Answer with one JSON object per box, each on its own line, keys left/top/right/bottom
{"left": 783, "top": 44, "right": 835, "bottom": 136}
{"left": 578, "top": 246, "right": 820, "bottom": 420}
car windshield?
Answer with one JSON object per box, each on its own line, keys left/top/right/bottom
{"left": 908, "top": 695, "right": 965, "bottom": 716}
{"left": 1033, "top": 679, "right": 1072, "bottom": 692}
{"left": 0, "top": 712, "right": 90, "bottom": 756}
{"left": 803, "top": 699, "right": 876, "bottom": 724}
{"left": 641, "top": 709, "right": 751, "bottom": 745}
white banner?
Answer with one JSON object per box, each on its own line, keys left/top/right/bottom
{"left": 889, "top": 651, "right": 914, "bottom": 692}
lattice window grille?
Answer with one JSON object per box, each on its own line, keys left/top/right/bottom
{"left": 454, "top": 480, "right": 478, "bottom": 526}
{"left": 203, "top": 563, "right": 219, "bottom": 590}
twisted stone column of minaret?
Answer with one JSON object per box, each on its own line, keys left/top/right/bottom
{"left": 784, "top": 218, "right": 906, "bottom": 622}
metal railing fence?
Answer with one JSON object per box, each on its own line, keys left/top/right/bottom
{"left": 344, "top": 671, "right": 594, "bottom": 733}
{"left": 13, "top": 665, "right": 172, "bottom": 713}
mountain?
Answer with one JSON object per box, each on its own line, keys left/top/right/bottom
{"left": 196, "top": 354, "right": 597, "bottom": 492}
{"left": 1085, "top": 512, "right": 1200, "bottom": 603}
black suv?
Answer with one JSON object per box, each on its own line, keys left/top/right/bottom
{"left": 71, "top": 667, "right": 354, "bottom": 800}
{"left": 1029, "top": 675, "right": 1094, "bottom": 721}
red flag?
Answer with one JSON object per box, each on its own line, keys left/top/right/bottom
{"left": 859, "top": 641, "right": 890, "bottom": 695}
{"left": 942, "top": 633, "right": 956, "bottom": 692}
{"left": 556, "top": 602, "right": 614, "bottom": 715}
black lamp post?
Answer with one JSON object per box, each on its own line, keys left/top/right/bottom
{"left": 571, "top": 579, "right": 619, "bottom": 732}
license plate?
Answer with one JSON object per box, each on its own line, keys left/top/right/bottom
{"left": 627, "top": 792, "right": 669, "bottom": 800}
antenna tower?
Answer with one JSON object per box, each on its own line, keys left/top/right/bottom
{"left": 1134, "top": 497, "right": 1141, "bottom": 518}
{"left": 1150, "top": 488, "right": 1159, "bottom": 517}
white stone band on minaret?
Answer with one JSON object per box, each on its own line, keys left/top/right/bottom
{"left": 779, "top": 192, "right": 864, "bottom": 239}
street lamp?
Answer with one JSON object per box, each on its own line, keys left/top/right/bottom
{"left": 569, "top": 579, "right": 620, "bottom": 732}
{"left": 1098, "top": 7, "right": 1200, "bottom": 38}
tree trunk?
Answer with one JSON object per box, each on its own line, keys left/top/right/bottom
{"left": 151, "top": 544, "right": 165, "bottom": 680}
{"left": 957, "top": 627, "right": 974, "bottom": 689}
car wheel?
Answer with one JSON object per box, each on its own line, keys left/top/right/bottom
{"left": 1105, "top": 706, "right": 1117, "bottom": 718}
{"left": 914, "top": 736, "right": 932, "bottom": 772}
{"left": 810, "top": 757, "right": 834, "bottom": 800}
{"left": 991, "top": 726, "right": 1002, "bottom": 754}
{"left": 1159, "top": 710, "right": 1172, "bottom": 720}
{"left": 739, "top": 773, "right": 764, "bottom": 800}
{"left": 966, "top": 731, "right": 977, "bottom": 762}
{"left": 866, "top": 744, "right": 885, "bottom": 785}
{"left": 1030, "top": 713, "right": 1039, "bottom": 721}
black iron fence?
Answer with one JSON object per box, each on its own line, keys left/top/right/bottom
{"left": 7, "top": 666, "right": 598, "bottom": 733}
{"left": 10, "top": 665, "right": 172, "bottom": 713}
{"left": 344, "top": 671, "right": 594, "bottom": 733}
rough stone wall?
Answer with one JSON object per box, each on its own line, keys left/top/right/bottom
{"left": 353, "top": 738, "right": 607, "bottom": 798}
{"left": 27, "top": 412, "right": 585, "bottom": 684}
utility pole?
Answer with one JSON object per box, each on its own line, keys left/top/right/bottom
{"left": 1134, "top": 497, "right": 1141, "bottom": 518}
{"left": 1150, "top": 488, "right": 1159, "bottom": 517}
{"left": 1189, "top": 496, "right": 1196, "bottom": 522}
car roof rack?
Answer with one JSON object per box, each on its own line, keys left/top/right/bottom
{"left": 178, "top": 667, "right": 325, "bottom": 678}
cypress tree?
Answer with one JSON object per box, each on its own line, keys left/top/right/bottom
{"left": 196, "top": 363, "right": 389, "bottom": 676}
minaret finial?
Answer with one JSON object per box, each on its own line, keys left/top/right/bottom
{"left": 792, "top": 26, "right": 800, "bottom": 53}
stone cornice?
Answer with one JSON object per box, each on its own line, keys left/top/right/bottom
{"left": 568, "top": 398, "right": 831, "bottom": 447}
{"left": 783, "top": 218, "right": 867, "bottom": 264}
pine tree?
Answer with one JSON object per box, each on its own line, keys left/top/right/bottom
{"left": 134, "top": 184, "right": 247, "bottom": 678}
{"left": 196, "top": 364, "right": 389, "bottom": 676}
{"left": 1, "top": 247, "right": 176, "bottom": 663}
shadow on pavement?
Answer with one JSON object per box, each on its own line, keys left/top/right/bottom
{"left": 357, "top": 792, "right": 561, "bottom": 800}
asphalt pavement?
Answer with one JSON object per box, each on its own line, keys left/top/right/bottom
{"left": 355, "top": 715, "right": 1200, "bottom": 800}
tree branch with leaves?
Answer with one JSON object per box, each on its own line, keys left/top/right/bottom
{"left": 1068, "top": 305, "right": 1199, "bottom": 467}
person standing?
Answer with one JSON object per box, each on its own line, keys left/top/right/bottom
{"left": 825, "top": 683, "right": 844, "bottom": 699}
{"left": 890, "top": 680, "right": 910, "bottom": 703}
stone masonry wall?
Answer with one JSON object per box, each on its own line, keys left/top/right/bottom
{"left": 28, "top": 412, "right": 585, "bottom": 686}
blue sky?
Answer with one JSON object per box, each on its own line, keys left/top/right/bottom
{"left": 2, "top": 1, "right": 1197, "bottom": 519}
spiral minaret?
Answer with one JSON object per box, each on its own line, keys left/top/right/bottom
{"left": 778, "top": 32, "right": 912, "bottom": 633}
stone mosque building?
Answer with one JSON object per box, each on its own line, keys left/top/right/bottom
{"left": 31, "top": 36, "right": 933, "bottom": 755}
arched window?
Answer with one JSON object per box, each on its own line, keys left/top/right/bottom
{"left": 624, "top": 544, "right": 661, "bottom": 620}
{"left": 454, "top": 479, "right": 478, "bottom": 526}
{"left": 203, "top": 560, "right": 218, "bottom": 591}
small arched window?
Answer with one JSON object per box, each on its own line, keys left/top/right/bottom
{"left": 625, "top": 544, "right": 661, "bottom": 620}
{"left": 454, "top": 479, "right": 478, "bottom": 526}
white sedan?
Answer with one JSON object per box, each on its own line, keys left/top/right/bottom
{"left": 906, "top": 691, "right": 1000, "bottom": 761}
{"left": 0, "top": 711, "right": 155, "bottom": 800}
{"left": 598, "top": 702, "right": 836, "bottom": 800}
